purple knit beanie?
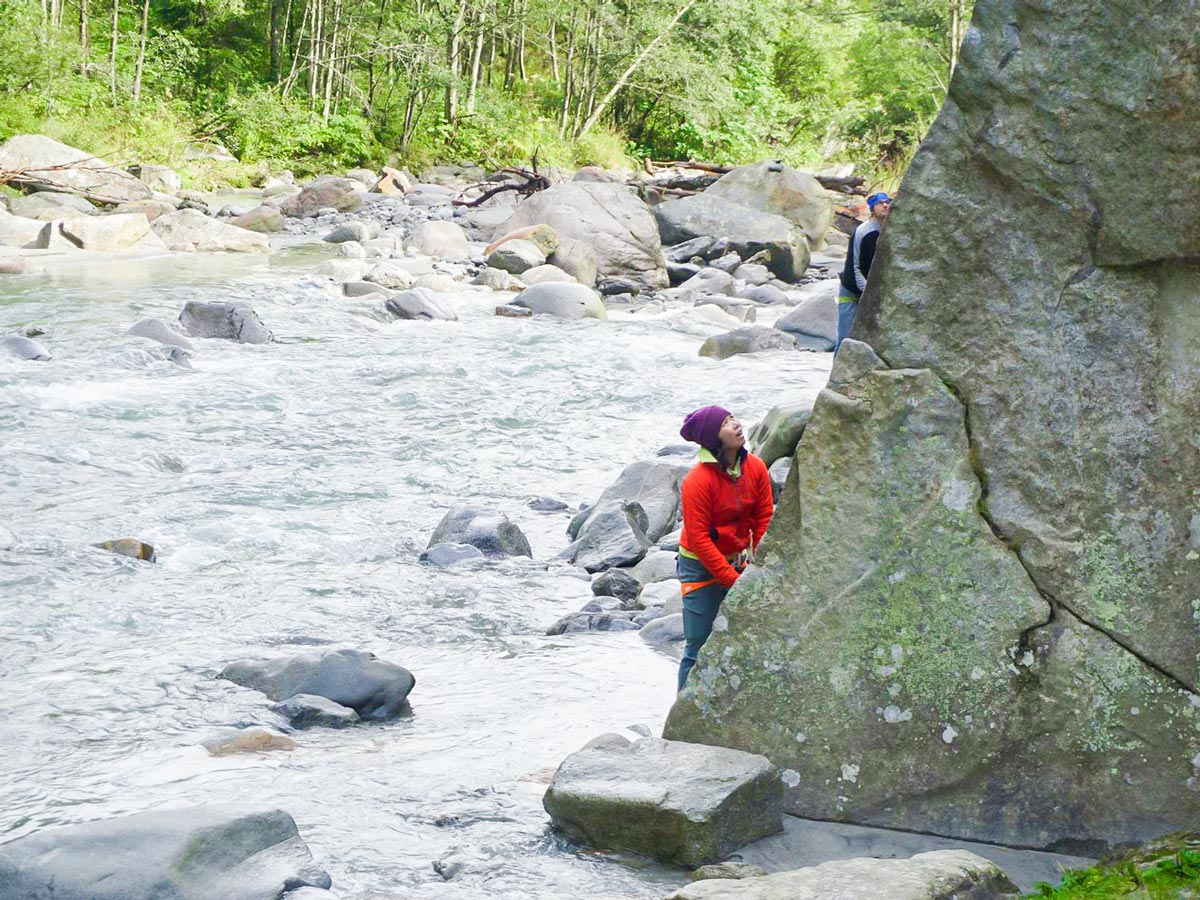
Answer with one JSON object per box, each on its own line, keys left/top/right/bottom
{"left": 680, "top": 405, "right": 732, "bottom": 454}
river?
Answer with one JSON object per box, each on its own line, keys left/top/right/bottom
{"left": 0, "top": 244, "right": 832, "bottom": 899}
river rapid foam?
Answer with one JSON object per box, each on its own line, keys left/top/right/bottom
{"left": 0, "top": 246, "right": 831, "bottom": 898}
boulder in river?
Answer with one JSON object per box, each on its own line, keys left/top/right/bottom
{"left": 9, "top": 190, "right": 96, "bottom": 219}
{"left": 366, "top": 260, "right": 418, "bottom": 290}
{"left": 179, "top": 301, "right": 272, "bottom": 344}
{"left": 569, "top": 460, "right": 686, "bottom": 544}
{"left": 202, "top": 727, "right": 297, "bottom": 756}
{"left": 664, "top": 850, "right": 1018, "bottom": 900}
{"left": 698, "top": 326, "right": 798, "bottom": 359}
{"left": 407, "top": 220, "right": 471, "bottom": 260}
{"left": 0, "top": 135, "right": 152, "bottom": 204}
{"left": 512, "top": 282, "right": 606, "bottom": 320}
{"left": 427, "top": 505, "right": 532, "bottom": 558}
{"left": 704, "top": 160, "right": 834, "bottom": 251}
{"left": 384, "top": 288, "right": 457, "bottom": 321}
{"left": 93, "top": 538, "right": 156, "bottom": 562}
{"left": 220, "top": 647, "right": 415, "bottom": 719}
{"left": 591, "top": 567, "right": 641, "bottom": 603}
{"left": 664, "top": 0, "right": 1200, "bottom": 851}
{"left": 0, "top": 806, "right": 332, "bottom": 900}
{"left": 58, "top": 212, "right": 158, "bottom": 251}
{"left": 547, "top": 236, "right": 599, "bottom": 287}
{"left": 1, "top": 335, "right": 51, "bottom": 360}
{"left": 271, "top": 693, "right": 361, "bottom": 729}
{"left": 496, "top": 182, "right": 667, "bottom": 288}
{"left": 280, "top": 176, "right": 364, "bottom": 217}
{"left": 543, "top": 736, "right": 783, "bottom": 866}
{"left": 0, "top": 210, "right": 50, "bottom": 249}
{"left": 486, "top": 238, "right": 546, "bottom": 274}
{"left": 486, "top": 223, "right": 559, "bottom": 257}
{"left": 774, "top": 292, "right": 838, "bottom": 351}
{"left": 230, "top": 205, "right": 285, "bottom": 233}
{"left": 653, "top": 194, "right": 809, "bottom": 282}
{"left": 545, "top": 610, "right": 640, "bottom": 635}
{"left": 560, "top": 499, "right": 653, "bottom": 572}
{"left": 419, "top": 542, "right": 486, "bottom": 566}
{"left": 151, "top": 209, "right": 270, "bottom": 253}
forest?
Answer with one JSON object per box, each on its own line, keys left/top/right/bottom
{"left": 0, "top": 0, "right": 971, "bottom": 183}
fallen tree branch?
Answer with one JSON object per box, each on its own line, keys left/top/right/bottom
{"left": 815, "top": 174, "right": 866, "bottom": 195}
{"left": 452, "top": 164, "right": 549, "bottom": 208}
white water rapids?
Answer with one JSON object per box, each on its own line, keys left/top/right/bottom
{"left": 0, "top": 245, "right": 832, "bottom": 899}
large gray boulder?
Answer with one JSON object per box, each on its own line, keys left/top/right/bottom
{"left": 487, "top": 238, "right": 546, "bottom": 274}
{"left": 746, "top": 401, "right": 814, "bottom": 468}
{"left": 0, "top": 135, "right": 152, "bottom": 204}
{"left": 130, "top": 163, "right": 182, "bottom": 194}
{"left": 59, "top": 213, "right": 158, "bottom": 251}
{"left": 666, "top": 7, "right": 1200, "bottom": 849}
{"left": 384, "top": 288, "right": 457, "bottom": 321}
{"left": 280, "top": 176, "right": 363, "bottom": 217}
{"left": 496, "top": 182, "right": 667, "bottom": 288}
{"left": 560, "top": 499, "right": 654, "bottom": 572}
{"left": 0, "top": 210, "right": 49, "bottom": 248}
{"left": 407, "top": 220, "right": 470, "bottom": 259}
{"left": 699, "top": 326, "right": 798, "bottom": 359}
{"left": 664, "top": 850, "right": 1018, "bottom": 900}
{"left": 427, "top": 505, "right": 532, "bottom": 558}
{"left": 568, "top": 460, "right": 687, "bottom": 543}
{"left": 220, "top": 647, "right": 415, "bottom": 719}
{"left": 704, "top": 161, "right": 834, "bottom": 251}
{"left": 543, "top": 736, "right": 782, "bottom": 866}
{"left": 547, "top": 236, "right": 599, "bottom": 287}
{"left": 151, "top": 209, "right": 270, "bottom": 253}
{"left": 1, "top": 335, "right": 51, "bottom": 360}
{"left": 653, "top": 195, "right": 809, "bottom": 282}
{"left": 179, "top": 301, "right": 272, "bottom": 344}
{"left": 9, "top": 191, "right": 96, "bottom": 219}
{"left": 512, "top": 282, "right": 606, "bottom": 320}
{"left": 774, "top": 292, "right": 838, "bottom": 351}
{"left": 230, "top": 205, "right": 285, "bottom": 233}
{"left": 127, "top": 317, "right": 195, "bottom": 350}
{"left": 0, "top": 807, "right": 332, "bottom": 900}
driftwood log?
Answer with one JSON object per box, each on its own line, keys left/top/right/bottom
{"left": 452, "top": 164, "right": 550, "bottom": 208}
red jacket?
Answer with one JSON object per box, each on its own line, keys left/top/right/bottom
{"left": 680, "top": 449, "right": 774, "bottom": 588}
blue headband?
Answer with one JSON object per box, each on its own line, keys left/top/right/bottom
{"left": 867, "top": 192, "right": 892, "bottom": 210}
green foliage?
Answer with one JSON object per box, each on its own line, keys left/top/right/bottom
{"left": 1028, "top": 838, "right": 1200, "bottom": 898}
{"left": 0, "top": 0, "right": 968, "bottom": 183}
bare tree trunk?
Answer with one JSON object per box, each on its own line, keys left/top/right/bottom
{"left": 444, "top": 0, "right": 468, "bottom": 124}
{"left": 576, "top": 0, "right": 697, "bottom": 138}
{"left": 948, "top": 0, "right": 966, "bottom": 78}
{"left": 80, "top": 0, "right": 91, "bottom": 64}
{"left": 109, "top": 0, "right": 118, "bottom": 98}
{"left": 557, "top": 10, "right": 577, "bottom": 137}
{"left": 132, "top": 0, "right": 149, "bottom": 104}
{"left": 549, "top": 20, "right": 559, "bottom": 83}
{"left": 466, "top": 1, "right": 487, "bottom": 114}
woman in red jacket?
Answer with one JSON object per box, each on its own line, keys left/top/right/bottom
{"left": 676, "top": 405, "right": 774, "bottom": 691}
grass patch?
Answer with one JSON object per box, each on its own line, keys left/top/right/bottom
{"left": 1028, "top": 833, "right": 1200, "bottom": 899}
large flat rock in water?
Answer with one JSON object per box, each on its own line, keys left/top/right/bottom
{"left": 0, "top": 807, "right": 332, "bottom": 900}
{"left": 665, "top": 0, "right": 1200, "bottom": 853}
{"left": 664, "top": 849, "right": 1018, "bottom": 900}
{"left": 543, "top": 736, "right": 783, "bottom": 866}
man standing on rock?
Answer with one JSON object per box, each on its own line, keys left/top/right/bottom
{"left": 836, "top": 192, "right": 891, "bottom": 349}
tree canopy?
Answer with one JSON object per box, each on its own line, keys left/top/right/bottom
{"left": 0, "top": 0, "right": 971, "bottom": 181}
